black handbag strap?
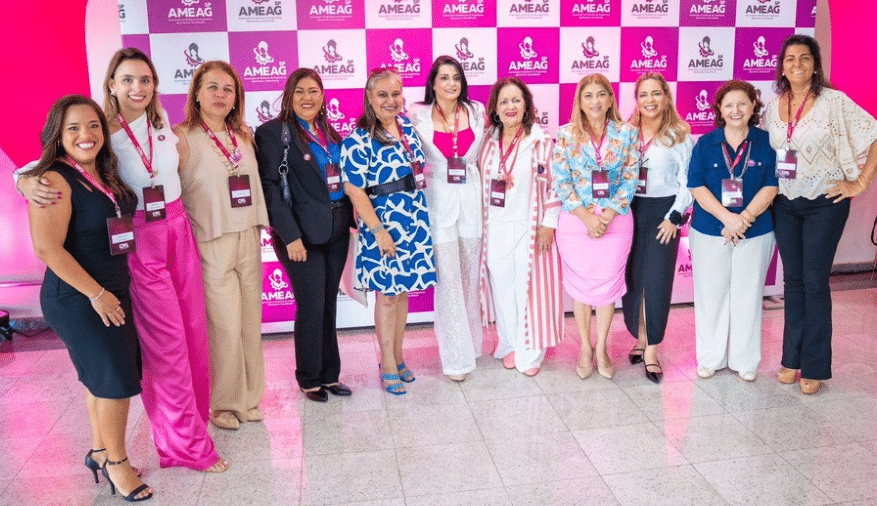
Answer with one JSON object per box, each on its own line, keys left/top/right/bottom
{"left": 279, "top": 122, "right": 292, "bottom": 207}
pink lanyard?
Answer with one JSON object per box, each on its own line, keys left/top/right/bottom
{"left": 638, "top": 125, "right": 654, "bottom": 162}
{"left": 199, "top": 121, "right": 241, "bottom": 172}
{"left": 434, "top": 103, "right": 461, "bottom": 157}
{"left": 785, "top": 90, "right": 812, "bottom": 146}
{"left": 66, "top": 156, "right": 121, "bottom": 217}
{"left": 721, "top": 140, "right": 751, "bottom": 179}
{"left": 393, "top": 119, "right": 417, "bottom": 162}
{"left": 498, "top": 126, "right": 524, "bottom": 178}
{"left": 585, "top": 120, "right": 610, "bottom": 168}
{"left": 304, "top": 124, "right": 332, "bottom": 158}
{"left": 117, "top": 114, "right": 154, "bottom": 180}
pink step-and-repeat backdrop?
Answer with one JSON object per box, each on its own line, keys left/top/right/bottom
{"left": 113, "top": 0, "right": 811, "bottom": 331}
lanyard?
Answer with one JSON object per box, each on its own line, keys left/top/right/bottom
{"left": 66, "top": 156, "right": 121, "bottom": 217}
{"left": 584, "top": 120, "right": 610, "bottom": 168}
{"left": 785, "top": 89, "right": 812, "bottom": 146}
{"left": 721, "top": 140, "right": 751, "bottom": 180}
{"left": 393, "top": 118, "right": 417, "bottom": 162}
{"left": 637, "top": 125, "right": 654, "bottom": 164}
{"left": 434, "top": 103, "right": 461, "bottom": 157}
{"left": 304, "top": 123, "right": 337, "bottom": 163}
{"left": 199, "top": 121, "right": 241, "bottom": 173}
{"left": 498, "top": 126, "right": 524, "bottom": 178}
{"left": 117, "top": 114, "right": 155, "bottom": 181}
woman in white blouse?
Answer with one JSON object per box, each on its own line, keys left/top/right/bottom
{"left": 766, "top": 34, "right": 877, "bottom": 394}
{"left": 621, "top": 72, "right": 694, "bottom": 384}
{"left": 408, "top": 56, "right": 486, "bottom": 382}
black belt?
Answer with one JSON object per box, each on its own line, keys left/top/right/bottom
{"left": 366, "top": 173, "right": 415, "bottom": 197}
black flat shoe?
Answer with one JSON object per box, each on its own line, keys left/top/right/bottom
{"left": 322, "top": 383, "right": 352, "bottom": 396}
{"left": 644, "top": 361, "right": 663, "bottom": 384}
{"left": 301, "top": 387, "right": 328, "bottom": 402}
{"left": 628, "top": 347, "right": 645, "bottom": 365}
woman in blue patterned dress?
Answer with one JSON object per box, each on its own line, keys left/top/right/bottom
{"left": 342, "top": 68, "right": 437, "bottom": 395}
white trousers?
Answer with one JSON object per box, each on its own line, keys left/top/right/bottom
{"left": 432, "top": 212, "right": 483, "bottom": 375}
{"left": 690, "top": 229, "right": 775, "bottom": 373}
{"left": 487, "top": 220, "right": 545, "bottom": 371}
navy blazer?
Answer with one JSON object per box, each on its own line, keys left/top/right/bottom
{"left": 255, "top": 118, "right": 353, "bottom": 246}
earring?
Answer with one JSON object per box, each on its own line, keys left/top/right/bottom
{"left": 523, "top": 111, "right": 530, "bottom": 121}
{"left": 492, "top": 113, "right": 500, "bottom": 123}
{"left": 110, "top": 91, "right": 116, "bottom": 96}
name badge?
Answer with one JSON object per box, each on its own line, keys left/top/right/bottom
{"left": 775, "top": 148, "right": 798, "bottom": 179}
{"left": 107, "top": 215, "right": 135, "bottom": 256}
{"left": 229, "top": 174, "right": 252, "bottom": 208}
{"left": 721, "top": 178, "right": 743, "bottom": 207}
{"left": 592, "top": 170, "right": 610, "bottom": 199}
{"left": 636, "top": 167, "right": 648, "bottom": 195}
{"left": 411, "top": 161, "right": 427, "bottom": 190}
{"left": 490, "top": 179, "right": 506, "bottom": 207}
{"left": 325, "top": 163, "right": 342, "bottom": 193}
{"left": 447, "top": 156, "right": 466, "bottom": 184}
{"left": 142, "top": 185, "right": 166, "bottom": 222}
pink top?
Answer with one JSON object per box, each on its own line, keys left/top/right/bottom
{"left": 433, "top": 127, "right": 475, "bottom": 159}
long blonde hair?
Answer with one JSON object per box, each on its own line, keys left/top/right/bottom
{"left": 628, "top": 72, "right": 690, "bottom": 147}
{"left": 180, "top": 61, "right": 251, "bottom": 142}
{"left": 570, "top": 73, "right": 621, "bottom": 140}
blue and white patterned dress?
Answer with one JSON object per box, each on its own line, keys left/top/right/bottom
{"left": 341, "top": 115, "right": 437, "bottom": 295}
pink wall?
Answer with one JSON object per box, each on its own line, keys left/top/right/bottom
{"left": 828, "top": 2, "right": 877, "bottom": 118}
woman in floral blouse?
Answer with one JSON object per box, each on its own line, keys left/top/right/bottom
{"left": 552, "top": 73, "right": 640, "bottom": 380}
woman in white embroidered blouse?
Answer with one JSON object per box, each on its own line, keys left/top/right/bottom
{"left": 765, "top": 34, "right": 877, "bottom": 395}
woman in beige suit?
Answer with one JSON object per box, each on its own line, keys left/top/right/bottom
{"left": 175, "top": 61, "right": 269, "bottom": 430}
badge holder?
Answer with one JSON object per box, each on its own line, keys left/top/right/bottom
{"left": 325, "top": 163, "right": 342, "bottom": 193}
{"left": 107, "top": 215, "right": 136, "bottom": 255}
{"left": 447, "top": 156, "right": 466, "bottom": 184}
{"left": 490, "top": 179, "right": 506, "bottom": 207}
{"left": 592, "top": 170, "right": 610, "bottom": 199}
{"left": 636, "top": 166, "right": 648, "bottom": 195}
{"left": 411, "top": 161, "right": 427, "bottom": 190}
{"left": 721, "top": 179, "right": 743, "bottom": 207}
{"left": 775, "top": 148, "right": 798, "bottom": 179}
{"left": 142, "top": 185, "right": 166, "bottom": 222}
{"left": 229, "top": 174, "right": 253, "bottom": 207}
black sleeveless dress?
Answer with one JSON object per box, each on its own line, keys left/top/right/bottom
{"left": 40, "top": 162, "right": 142, "bottom": 399}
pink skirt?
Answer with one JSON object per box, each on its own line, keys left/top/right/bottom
{"left": 556, "top": 209, "right": 633, "bottom": 306}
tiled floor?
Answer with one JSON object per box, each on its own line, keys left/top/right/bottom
{"left": 1, "top": 288, "right": 876, "bottom": 505}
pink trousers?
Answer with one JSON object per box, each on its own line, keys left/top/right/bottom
{"left": 129, "top": 198, "right": 218, "bottom": 470}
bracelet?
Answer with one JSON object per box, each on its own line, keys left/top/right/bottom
{"left": 89, "top": 288, "right": 105, "bottom": 303}
{"left": 369, "top": 223, "right": 384, "bottom": 234}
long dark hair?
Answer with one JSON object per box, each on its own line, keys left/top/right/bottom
{"left": 420, "top": 55, "right": 471, "bottom": 106}
{"left": 356, "top": 68, "right": 404, "bottom": 145}
{"left": 485, "top": 77, "right": 536, "bottom": 137}
{"left": 25, "top": 95, "right": 135, "bottom": 203}
{"left": 278, "top": 68, "right": 343, "bottom": 145}
{"left": 774, "top": 34, "right": 831, "bottom": 98}
{"left": 103, "top": 47, "right": 165, "bottom": 129}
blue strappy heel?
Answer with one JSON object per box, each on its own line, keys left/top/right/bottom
{"left": 381, "top": 373, "right": 407, "bottom": 395}
{"left": 397, "top": 362, "right": 415, "bottom": 383}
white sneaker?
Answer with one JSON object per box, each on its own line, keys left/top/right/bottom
{"left": 739, "top": 371, "right": 757, "bottom": 382}
{"left": 697, "top": 366, "right": 715, "bottom": 379}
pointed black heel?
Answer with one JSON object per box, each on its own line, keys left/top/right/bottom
{"left": 84, "top": 448, "right": 106, "bottom": 484}
{"left": 102, "top": 457, "right": 153, "bottom": 502}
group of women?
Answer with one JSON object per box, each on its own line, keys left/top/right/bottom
{"left": 15, "top": 33, "right": 877, "bottom": 501}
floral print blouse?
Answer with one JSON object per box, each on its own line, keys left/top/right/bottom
{"left": 551, "top": 120, "right": 640, "bottom": 215}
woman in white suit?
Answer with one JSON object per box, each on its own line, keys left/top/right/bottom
{"left": 408, "top": 56, "right": 486, "bottom": 382}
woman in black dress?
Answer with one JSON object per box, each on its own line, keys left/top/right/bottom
{"left": 25, "top": 95, "right": 151, "bottom": 501}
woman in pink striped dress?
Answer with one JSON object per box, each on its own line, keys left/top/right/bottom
{"left": 478, "top": 77, "right": 564, "bottom": 376}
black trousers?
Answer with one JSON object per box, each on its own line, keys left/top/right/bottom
{"left": 773, "top": 194, "right": 850, "bottom": 380}
{"left": 622, "top": 196, "right": 680, "bottom": 346}
{"left": 271, "top": 204, "right": 351, "bottom": 389}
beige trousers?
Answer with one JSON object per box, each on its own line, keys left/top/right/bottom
{"left": 197, "top": 227, "right": 265, "bottom": 420}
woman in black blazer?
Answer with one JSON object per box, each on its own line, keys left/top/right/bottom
{"left": 255, "top": 68, "right": 354, "bottom": 402}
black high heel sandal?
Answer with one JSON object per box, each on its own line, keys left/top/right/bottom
{"left": 102, "top": 457, "right": 153, "bottom": 502}
{"left": 85, "top": 448, "right": 106, "bottom": 484}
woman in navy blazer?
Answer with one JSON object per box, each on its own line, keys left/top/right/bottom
{"left": 255, "top": 68, "right": 354, "bottom": 402}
